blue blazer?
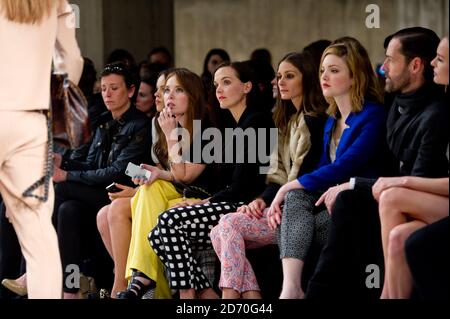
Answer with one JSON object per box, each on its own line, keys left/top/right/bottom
{"left": 299, "top": 101, "right": 387, "bottom": 192}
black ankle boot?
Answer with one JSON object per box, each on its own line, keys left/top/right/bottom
{"left": 116, "top": 270, "right": 155, "bottom": 299}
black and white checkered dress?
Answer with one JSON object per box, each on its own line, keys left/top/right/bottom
{"left": 149, "top": 201, "right": 242, "bottom": 290}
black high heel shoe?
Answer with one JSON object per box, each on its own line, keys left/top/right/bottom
{"left": 116, "top": 270, "right": 156, "bottom": 299}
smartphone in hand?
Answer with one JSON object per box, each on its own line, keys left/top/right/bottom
{"left": 125, "top": 162, "right": 152, "bottom": 180}
{"left": 106, "top": 183, "right": 122, "bottom": 193}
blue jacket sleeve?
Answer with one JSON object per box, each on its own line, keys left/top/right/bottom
{"left": 299, "top": 105, "right": 386, "bottom": 192}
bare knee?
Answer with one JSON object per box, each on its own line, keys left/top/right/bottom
{"left": 97, "top": 205, "right": 110, "bottom": 235}
{"left": 379, "top": 188, "right": 403, "bottom": 218}
{"left": 388, "top": 224, "right": 414, "bottom": 257}
{"left": 108, "top": 198, "right": 131, "bottom": 223}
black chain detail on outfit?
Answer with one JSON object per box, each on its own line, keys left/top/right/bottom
{"left": 22, "top": 110, "right": 54, "bottom": 202}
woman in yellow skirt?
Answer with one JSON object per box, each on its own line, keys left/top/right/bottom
{"left": 96, "top": 69, "right": 169, "bottom": 298}
{"left": 97, "top": 68, "right": 213, "bottom": 298}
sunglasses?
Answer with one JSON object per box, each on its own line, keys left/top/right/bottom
{"left": 103, "top": 65, "right": 127, "bottom": 73}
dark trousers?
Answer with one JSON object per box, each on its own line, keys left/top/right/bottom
{"left": 406, "top": 216, "right": 449, "bottom": 299}
{"left": 53, "top": 181, "right": 112, "bottom": 293}
{"left": 0, "top": 200, "right": 25, "bottom": 299}
{"left": 305, "top": 190, "right": 384, "bottom": 299}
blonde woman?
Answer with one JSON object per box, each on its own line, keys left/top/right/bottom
{"left": 269, "top": 38, "right": 386, "bottom": 298}
{"left": 0, "top": 0, "right": 82, "bottom": 298}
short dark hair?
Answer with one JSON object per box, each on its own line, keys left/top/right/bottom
{"left": 101, "top": 62, "right": 135, "bottom": 89}
{"left": 384, "top": 27, "right": 440, "bottom": 84}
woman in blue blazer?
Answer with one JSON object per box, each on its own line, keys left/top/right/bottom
{"left": 267, "top": 37, "right": 387, "bottom": 298}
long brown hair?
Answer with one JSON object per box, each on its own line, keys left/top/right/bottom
{"left": 273, "top": 51, "right": 328, "bottom": 133}
{"left": 322, "top": 37, "right": 384, "bottom": 118}
{"left": 152, "top": 68, "right": 171, "bottom": 167}
{"left": 0, "top": 0, "right": 58, "bottom": 24}
{"left": 153, "top": 68, "right": 206, "bottom": 168}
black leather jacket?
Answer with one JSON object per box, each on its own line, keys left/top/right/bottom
{"left": 62, "top": 106, "right": 152, "bottom": 187}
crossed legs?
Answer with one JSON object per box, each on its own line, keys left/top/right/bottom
{"left": 378, "top": 187, "right": 448, "bottom": 299}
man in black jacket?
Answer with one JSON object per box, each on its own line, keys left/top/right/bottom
{"left": 305, "top": 27, "right": 448, "bottom": 299}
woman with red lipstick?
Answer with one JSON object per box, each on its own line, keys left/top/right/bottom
{"left": 266, "top": 37, "right": 387, "bottom": 299}
{"left": 149, "top": 61, "right": 275, "bottom": 299}
{"left": 209, "top": 51, "right": 328, "bottom": 299}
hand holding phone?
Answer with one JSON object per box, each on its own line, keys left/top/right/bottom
{"left": 125, "top": 162, "right": 152, "bottom": 180}
{"left": 106, "top": 183, "right": 122, "bottom": 193}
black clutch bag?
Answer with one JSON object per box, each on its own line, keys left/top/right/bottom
{"left": 173, "top": 183, "right": 212, "bottom": 200}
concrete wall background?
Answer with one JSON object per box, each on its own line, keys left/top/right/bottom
{"left": 71, "top": 0, "right": 448, "bottom": 75}
{"left": 102, "top": 0, "right": 174, "bottom": 66}
{"left": 72, "top": 0, "right": 174, "bottom": 71}
{"left": 175, "top": 0, "right": 449, "bottom": 74}
{"left": 71, "top": 0, "right": 103, "bottom": 70}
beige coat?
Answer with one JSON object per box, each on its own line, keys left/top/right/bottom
{"left": 267, "top": 112, "right": 312, "bottom": 185}
{"left": 0, "top": 0, "right": 83, "bottom": 111}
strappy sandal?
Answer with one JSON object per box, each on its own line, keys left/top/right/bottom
{"left": 116, "top": 270, "right": 155, "bottom": 299}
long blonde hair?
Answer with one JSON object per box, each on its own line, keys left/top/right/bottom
{"left": 0, "top": 0, "right": 57, "bottom": 24}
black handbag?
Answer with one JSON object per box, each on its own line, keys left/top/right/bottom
{"left": 173, "top": 183, "right": 212, "bottom": 200}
